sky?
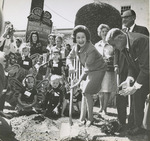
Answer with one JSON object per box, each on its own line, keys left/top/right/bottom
{"left": 2, "top": 0, "right": 94, "bottom": 30}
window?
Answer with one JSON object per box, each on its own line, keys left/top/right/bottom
{"left": 121, "top": 6, "right": 131, "bottom": 15}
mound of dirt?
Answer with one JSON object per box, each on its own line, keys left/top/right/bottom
{"left": 2, "top": 105, "right": 149, "bottom": 141}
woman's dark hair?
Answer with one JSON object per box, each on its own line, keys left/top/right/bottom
{"left": 23, "top": 74, "right": 36, "bottom": 87}
{"left": 72, "top": 25, "right": 91, "bottom": 43}
{"left": 29, "top": 31, "right": 40, "bottom": 43}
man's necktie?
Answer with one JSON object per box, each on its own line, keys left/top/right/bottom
{"left": 122, "top": 48, "right": 138, "bottom": 72}
{"left": 127, "top": 27, "right": 130, "bottom": 32}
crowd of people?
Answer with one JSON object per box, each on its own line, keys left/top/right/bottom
{"left": 0, "top": 8, "right": 149, "bottom": 139}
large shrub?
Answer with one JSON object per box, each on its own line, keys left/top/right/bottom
{"left": 75, "top": 2, "right": 122, "bottom": 44}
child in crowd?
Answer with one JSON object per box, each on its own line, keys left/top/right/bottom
{"left": 19, "top": 46, "right": 32, "bottom": 71}
{"left": 42, "top": 75, "right": 64, "bottom": 118}
{"left": 52, "top": 36, "right": 66, "bottom": 59}
{"left": 35, "top": 55, "right": 48, "bottom": 81}
{"left": 46, "top": 48, "right": 66, "bottom": 80}
{"left": 65, "top": 43, "right": 72, "bottom": 57}
{"left": 5, "top": 52, "right": 18, "bottom": 70}
{"left": 17, "top": 74, "right": 38, "bottom": 115}
{"left": 15, "top": 37, "right": 22, "bottom": 53}
{"left": 15, "top": 37, "right": 22, "bottom": 61}
{"left": 61, "top": 79, "right": 82, "bottom": 117}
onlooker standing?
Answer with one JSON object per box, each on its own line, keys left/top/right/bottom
{"left": 46, "top": 34, "right": 56, "bottom": 51}
{"left": 15, "top": 37, "right": 22, "bottom": 61}
{"left": 106, "top": 28, "right": 149, "bottom": 135}
{"left": 28, "top": 31, "right": 43, "bottom": 55}
{"left": 0, "top": 22, "right": 16, "bottom": 55}
{"left": 52, "top": 36, "right": 66, "bottom": 59}
{"left": 95, "top": 24, "right": 117, "bottom": 115}
{"left": 67, "top": 25, "right": 106, "bottom": 127}
{"left": 122, "top": 9, "right": 149, "bottom": 35}
{"left": 46, "top": 34, "right": 56, "bottom": 60}
{"left": 65, "top": 43, "right": 72, "bottom": 57}
{"left": 15, "top": 37, "right": 22, "bottom": 54}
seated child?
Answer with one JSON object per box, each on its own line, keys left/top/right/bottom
{"left": 42, "top": 75, "right": 65, "bottom": 118}
{"left": 61, "top": 79, "right": 82, "bottom": 117}
{"left": 17, "top": 74, "right": 38, "bottom": 115}
{"left": 19, "top": 45, "right": 32, "bottom": 71}
{"left": 46, "top": 48, "right": 69, "bottom": 90}
{"left": 46, "top": 48, "right": 65, "bottom": 77}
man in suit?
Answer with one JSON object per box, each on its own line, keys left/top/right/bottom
{"left": 122, "top": 9, "right": 149, "bottom": 36}
{"left": 106, "top": 28, "right": 149, "bottom": 135}
{"left": 115, "top": 9, "right": 149, "bottom": 131}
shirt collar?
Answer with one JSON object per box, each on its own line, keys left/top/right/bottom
{"left": 98, "top": 40, "right": 109, "bottom": 47}
{"left": 129, "top": 23, "right": 136, "bottom": 32}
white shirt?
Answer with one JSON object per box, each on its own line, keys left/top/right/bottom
{"left": 95, "top": 40, "right": 114, "bottom": 59}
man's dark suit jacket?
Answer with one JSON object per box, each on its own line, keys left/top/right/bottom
{"left": 132, "top": 24, "right": 149, "bottom": 36}
{"left": 115, "top": 24, "right": 149, "bottom": 83}
{"left": 126, "top": 32, "right": 149, "bottom": 85}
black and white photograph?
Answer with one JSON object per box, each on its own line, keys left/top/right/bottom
{"left": 0, "top": 0, "right": 149, "bottom": 141}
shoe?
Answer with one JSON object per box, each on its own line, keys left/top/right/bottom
{"left": 127, "top": 127, "right": 146, "bottom": 136}
{"left": 78, "top": 120, "right": 86, "bottom": 127}
{"left": 117, "top": 124, "right": 128, "bottom": 133}
{"left": 86, "top": 120, "right": 93, "bottom": 127}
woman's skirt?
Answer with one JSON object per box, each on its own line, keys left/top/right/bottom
{"left": 100, "top": 71, "right": 117, "bottom": 92}
{"left": 82, "top": 70, "right": 105, "bottom": 94}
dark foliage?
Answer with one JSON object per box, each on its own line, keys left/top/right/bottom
{"left": 75, "top": 2, "right": 122, "bottom": 44}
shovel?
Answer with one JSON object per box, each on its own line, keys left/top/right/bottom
{"left": 60, "top": 79, "right": 74, "bottom": 140}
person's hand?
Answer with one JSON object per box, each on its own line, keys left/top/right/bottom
{"left": 118, "top": 77, "right": 132, "bottom": 90}
{"left": 53, "top": 107, "right": 59, "bottom": 115}
{"left": 70, "top": 81, "right": 80, "bottom": 89}
{"left": 114, "top": 66, "right": 119, "bottom": 74}
{"left": 65, "top": 83, "right": 70, "bottom": 92}
{"left": 3, "top": 24, "right": 14, "bottom": 38}
{"left": 119, "top": 86, "right": 137, "bottom": 96}
{"left": 69, "top": 66, "right": 76, "bottom": 74}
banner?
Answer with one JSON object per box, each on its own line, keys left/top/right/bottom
{"left": 26, "top": 7, "right": 53, "bottom": 46}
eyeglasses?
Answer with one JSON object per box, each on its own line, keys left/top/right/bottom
{"left": 121, "top": 15, "right": 133, "bottom": 18}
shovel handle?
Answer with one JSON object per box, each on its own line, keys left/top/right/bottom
{"left": 69, "top": 80, "right": 73, "bottom": 126}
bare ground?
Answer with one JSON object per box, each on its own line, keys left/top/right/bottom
{"left": 2, "top": 103, "right": 149, "bottom": 141}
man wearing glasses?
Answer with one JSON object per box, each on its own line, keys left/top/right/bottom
{"left": 122, "top": 9, "right": 149, "bottom": 35}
